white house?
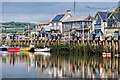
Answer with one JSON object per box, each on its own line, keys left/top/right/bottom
{"left": 49, "top": 10, "right": 71, "bottom": 33}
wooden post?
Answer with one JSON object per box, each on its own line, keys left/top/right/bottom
{"left": 118, "top": 31, "right": 120, "bottom": 74}
{"left": 82, "top": 22, "right": 84, "bottom": 44}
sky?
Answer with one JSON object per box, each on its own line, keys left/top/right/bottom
{"left": 1, "top": 2, "right": 119, "bottom": 23}
{"left": 1, "top": 0, "right": 120, "bottom": 2}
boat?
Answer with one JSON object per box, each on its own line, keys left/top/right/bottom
{"left": 8, "top": 51, "right": 20, "bottom": 53}
{"left": 34, "top": 47, "right": 51, "bottom": 52}
{"left": 20, "top": 44, "right": 35, "bottom": 52}
{"left": 7, "top": 47, "right": 20, "bottom": 51}
{"left": 0, "top": 45, "right": 8, "bottom": 51}
{"left": 20, "top": 47, "right": 35, "bottom": 52}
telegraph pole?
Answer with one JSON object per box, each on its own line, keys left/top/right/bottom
{"left": 74, "top": 0, "right": 76, "bottom": 16}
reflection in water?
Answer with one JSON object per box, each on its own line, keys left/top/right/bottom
{"left": 1, "top": 52, "right": 119, "bottom": 78}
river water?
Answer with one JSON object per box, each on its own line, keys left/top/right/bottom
{"left": 0, "top": 51, "right": 119, "bottom": 78}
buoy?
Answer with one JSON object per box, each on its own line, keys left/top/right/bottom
{"left": 107, "top": 53, "right": 111, "bottom": 57}
{"left": 102, "top": 52, "right": 106, "bottom": 58}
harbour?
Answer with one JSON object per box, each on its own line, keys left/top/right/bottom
{"left": 1, "top": 1, "right": 120, "bottom": 79}
{"left": 1, "top": 51, "right": 119, "bottom": 78}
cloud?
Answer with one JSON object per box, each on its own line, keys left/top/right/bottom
{"left": 2, "top": 2, "right": 118, "bottom": 23}
{"left": 2, "top": 13, "right": 53, "bottom": 23}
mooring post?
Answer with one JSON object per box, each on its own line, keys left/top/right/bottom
{"left": 118, "top": 31, "right": 120, "bottom": 74}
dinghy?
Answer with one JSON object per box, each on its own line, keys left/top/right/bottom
{"left": 34, "top": 47, "right": 51, "bottom": 52}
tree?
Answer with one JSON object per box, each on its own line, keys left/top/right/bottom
{"left": 115, "top": 6, "right": 120, "bottom": 12}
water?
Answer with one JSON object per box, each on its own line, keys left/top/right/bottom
{"left": 1, "top": 51, "right": 119, "bottom": 78}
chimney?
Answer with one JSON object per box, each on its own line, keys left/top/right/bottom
{"left": 67, "top": 9, "right": 71, "bottom": 15}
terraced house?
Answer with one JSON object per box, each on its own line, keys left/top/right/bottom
{"left": 63, "top": 15, "right": 93, "bottom": 39}
{"left": 93, "top": 12, "right": 120, "bottom": 36}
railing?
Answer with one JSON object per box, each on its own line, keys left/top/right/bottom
{"left": 50, "top": 26, "right": 60, "bottom": 30}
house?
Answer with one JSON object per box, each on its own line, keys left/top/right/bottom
{"left": 49, "top": 10, "right": 71, "bottom": 33}
{"left": 63, "top": 15, "right": 93, "bottom": 39}
{"left": 93, "top": 12, "right": 120, "bottom": 36}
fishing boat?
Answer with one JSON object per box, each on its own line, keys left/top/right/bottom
{"left": 34, "top": 47, "right": 51, "bottom": 52}
{"left": 0, "top": 45, "right": 8, "bottom": 51}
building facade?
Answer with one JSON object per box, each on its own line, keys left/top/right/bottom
{"left": 49, "top": 10, "right": 71, "bottom": 33}
{"left": 93, "top": 12, "right": 120, "bottom": 36}
{"left": 63, "top": 15, "right": 93, "bottom": 39}
{"left": 36, "top": 20, "right": 50, "bottom": 32}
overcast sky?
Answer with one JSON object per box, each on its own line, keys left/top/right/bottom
{"left": 2, "top": 0, "right": 119, "bottom": 2}
{"left": 2, "top": 2, "right": 118, "bottom": 23}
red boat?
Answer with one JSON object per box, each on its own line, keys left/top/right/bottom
{"left": 8, "top": 51, "right": 20, "bottom": 53}
{"left": 7, "top": 47, "right": 20, "bottom": 51}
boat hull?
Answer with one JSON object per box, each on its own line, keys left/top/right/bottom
{"left": 8, "top": 47, "right": 20, "bottom": 51}
{"left": 0, "top": 48, "right": 7, "bottom": 51}
{"left": 35, "top": 48, "right": 51, "bottom": 52}
{"left": 20, "top": 47, "right": 34, "bottom": 52}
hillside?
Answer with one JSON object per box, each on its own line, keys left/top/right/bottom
{"left": 0, "top": 21, "right": 36, "bottom": 33}
{"left": 115, "top": 6, "right": 120, "bottom": 12}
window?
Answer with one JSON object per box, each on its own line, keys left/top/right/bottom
{"left": 107, "top": 15, "right": 117, "bottom": 28}
{"left": 95, "top": 15, "right": 101, "bottom": 25}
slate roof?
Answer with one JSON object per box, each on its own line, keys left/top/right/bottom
{"left": 114, "top": 12, "right": 120, "bottom": 20}
{"left": 63, "top": 15, "right": 91, "bottom": 22}
{"left": 97, "top": 12, "right": 120, "bottom": 21}
{"left": 98, "top": 12, "right": 112, "bottom": 21}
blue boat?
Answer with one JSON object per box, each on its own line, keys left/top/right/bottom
{"left": 0, "top": 45, "right": 8, "bottom": 51}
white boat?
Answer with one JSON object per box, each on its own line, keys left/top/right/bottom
{"left": 34, "top": 47, "right": 51, "bottom": 52}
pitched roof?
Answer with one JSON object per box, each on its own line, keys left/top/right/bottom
{"left": 36, "top": 20, "right": 50, "bottom": 25}
{"left": 114, "top": 12, "right": 120, "bottom": 20}
{"left": 97, "top": 12, "right": 120, "bottom": 21}
{"left": 63, "top": 15, "right": 91, "bottom": 22}
{"left": 51, "top": 13, "right": 70, "bottom": 22}
{"left": 52, "top": 14, "right": 65, "bottom": 21}
{"left": 98, "top": 12, "right": 112, "bottom": 21}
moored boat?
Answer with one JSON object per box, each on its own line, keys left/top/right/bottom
{"left": 34, "top": 47, "right": 51, "bottom": 52}
{"left": 0, "top": 45, "right": 8, "bottom": 51}
{"left": 20, "top": 47, "right": 35, "bottom": 52}
{"left": 8, "top": 47, "right": 20, "bottom": 51}
{"left": 20, "top": 44, "right": 35, "bottom": 52}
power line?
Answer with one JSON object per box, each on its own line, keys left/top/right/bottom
{"left": 86, "top": 6, "right": 117, "bottom": 11}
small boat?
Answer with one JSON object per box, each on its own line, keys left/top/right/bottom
{"left": 34, "top": 47, "right": 51, "bottom": 52}
{"left": 0, "top": 45, "right": 8, "bottom": 51}
{"left": 20, "top": 47, "right": 34, "bottom": 52}
{"left": 8, "top": 47, "right": 20, "bottom": 51}
{"left": 20, "top": 44, "right": 35, "bottom": 52}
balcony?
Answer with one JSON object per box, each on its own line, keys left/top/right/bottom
{"left": 50, "top": 26, "right": 60, "bottom": 30}
{"left": 105, "top": 26, "right": 120, "bottom": 29}
{"left": 94, "top": 25, "right": 101, "bottom": 29}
